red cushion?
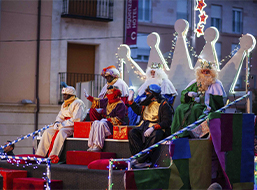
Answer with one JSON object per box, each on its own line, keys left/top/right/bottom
{"left": 88, "top": 159, "right": 128, "bottom": 170}
{"left": 13, "top": 177, "right": 63, "bottom": 190}
{"left": 0, "top": 169, "right": 27, "bottom": 190}
{"left": 66, "top": 151, "right": 116, "bottom": 166}
{"left": 7, "top": 154, "right": 45, "bottom": 164}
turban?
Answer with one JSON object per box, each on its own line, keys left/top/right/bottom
{"left": 101, "top": 65, "right": 120, "bottom": 78}
{"left": 62, "top": 86, "right": 76, "bottom": 96}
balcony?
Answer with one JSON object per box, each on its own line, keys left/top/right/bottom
{"left": 61, "top": 0, "right": 113, "bottom": 22}
{"left": 58, "top": 72, "right": 106, "bottom": 104}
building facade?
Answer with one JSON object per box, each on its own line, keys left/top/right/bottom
{"left": 0, "top": 0, "right": 124, "bottom": 154}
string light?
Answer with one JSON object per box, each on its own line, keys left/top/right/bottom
{"left": 165, "top": 32, "right": 178, "bottom": 65}
{"left": 219, "top": 40, "right": 240, "bottom": 66}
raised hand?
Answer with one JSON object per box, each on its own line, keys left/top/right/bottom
{"left": 84, "top": 88, "right": 89, "bottom": 98}
{"left": 188, "top": 91, "right": 198, "bottom": 97}
{"left": 128, "top": 89, "right": 135, "bottom": 101}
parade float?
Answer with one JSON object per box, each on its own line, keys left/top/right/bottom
{"left": 0, "top": 5, "right": 256, "bottom": 189}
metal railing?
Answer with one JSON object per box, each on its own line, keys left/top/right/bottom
{"left": 62, "top": 0, "right": 113, "bottom": 21}
{"left": 58, "top": 72, "right": 106, "bottom": 103}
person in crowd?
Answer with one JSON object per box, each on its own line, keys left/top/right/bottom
{"left": 128, "top": 62, "right": 177, "bottom": 125}
{"left": 171, "top": 59, "right": 226, "bottom": 137}
{"left": 87, "top": 65, "right": 129, "bottom": 121}
{"left": 36, "top": 85, "right": 86, "bottom": 163}
{"left": 127, "top": 84, "right": 173, "bottom": 168}
{"left": 84, "top": 85, "right": 126, "bottom": 152}
{"left": 0, "top": 141, "right": 15, "bottom": 157}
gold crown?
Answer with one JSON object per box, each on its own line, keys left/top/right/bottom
{"left": 200, "top": 60, "right": 214, "bottom": 70}
{"left": 151, "top": 62, "right": 163, "bottom": 69}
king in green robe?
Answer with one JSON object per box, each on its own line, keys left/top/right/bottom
{"left": 171, "top": 61, "right": 226, "bottom": 137}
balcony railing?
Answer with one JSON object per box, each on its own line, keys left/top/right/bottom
{"left": 62, "top": 0, "right": 113, "bottom": 21}
{"left": 58, "top": 72, "right": 106, "bottom": 104}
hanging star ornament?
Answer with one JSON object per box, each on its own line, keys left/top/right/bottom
{"left": 195, "top": 0, "right": 208, "bottom": 37}
{"left": 195, "top": 23, "right": 205, "bottom": 37}
{"left": 196, "top": 0, "right": 207, "bottom": 12}
{"left": 198, "top": 11, "right": 208, "bottom": 24}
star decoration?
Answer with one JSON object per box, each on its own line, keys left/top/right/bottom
{"left": 195, "top": 0, "right": 208, "bottom": 38}
{"left": 195, "top": 23, "right": 205, "bottom": 37}
{"left": 198, "top": 11, "right": 208, "bottom": 24}
{"left": 196, "top": 0, "right": 207, "bottom": 12}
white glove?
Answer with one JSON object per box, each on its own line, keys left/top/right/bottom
{"left": 84, "top": 88, "right": 89, "bottom": 98}
{"left": 194, "top": 97, "right": 200, "bottom": 103}
{"left": 144, "top": 127, "right": 154, "bottom": 137}
{"left": 53, "top": 122, "right": 60, "bottom": 130}
{"left": 188, "top": 91, "right": 198, "bottom": 97}
{"left": 204, "top": 106, "right": 211, "bottom": 115}
{"left": 128, "top": 89, "right": 134, "bottom": 101}
{"left": 53, "top": 122, "right": 63, "bottom": 130}
{"left": 95, "top": 108, "right": 103, "bottom": 113}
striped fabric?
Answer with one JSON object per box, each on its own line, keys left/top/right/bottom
{"left": 209, "top": 113, "right": 255, "bottom": 189}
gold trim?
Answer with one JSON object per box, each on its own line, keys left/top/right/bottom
{"left": 106, "top": 100, "right": 123, "bottom": 115}
{"left": 91, "top": 98, "right": 100, "bottom": 109}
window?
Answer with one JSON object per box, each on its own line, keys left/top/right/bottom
{"left": 231, "top": 43, "right": 240, "bottom": 56}
{"left": 130, "top": 33, "right": 150, "bottom": 62}
{"left": 62, "top": 0, "right": 114, "bottom": 21}
{"left": 235, "top": 75, "right": 243, "bottom": 89}
{"left": 211, "top": 5, "right": 222, "bottom": 31}
{"left": 232, "top": 8, "right": 243, "bottom": 33}
{"left": 177, "top": 0, "right": 188, "bottom": 20}
{"left": 215, "top": 42, "right": 221, "bottom": 63}
{"left": 138, "top": 0, "right": 151, "bottom": 22}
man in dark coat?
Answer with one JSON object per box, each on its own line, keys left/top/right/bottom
{"left": 128, "top": 84, "right": 173, "bottom": 168}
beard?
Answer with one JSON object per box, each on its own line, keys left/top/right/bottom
{"left": 196, "top": 72, "right": 216, "bottom": 92}
{"left": 140, "top": 94, "right": 154, "bottom": 106}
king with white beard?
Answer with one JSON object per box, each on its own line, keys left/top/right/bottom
{"left": 170, "top": 59, "right": 227, "bottom": 137}
{"left": 128, "top": 62, "right": 177, "bottom": 125}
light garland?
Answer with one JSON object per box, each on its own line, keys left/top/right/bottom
{"left": 220, "top": 40, "right": 240, "bottom": 66}
{"left": 165, "top": 32, "right": 178, "bottom": 65}
{"left": 1, "top": 154, "right": 51, "bottom": 190}
{"left": 195, "top": 0, "right": 208, "bottom": 38}
{"left": 116, "top": 54, "right": 146, "bottom": 80}
{"left": 0, "top": 125, "right": 52, "bottom": 190}
{"left": 184, "top": 36, "right": 241, "bottom": 67}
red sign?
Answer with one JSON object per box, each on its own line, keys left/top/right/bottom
{"left": 125, "top": 0, "right": 138, "bottom": 45}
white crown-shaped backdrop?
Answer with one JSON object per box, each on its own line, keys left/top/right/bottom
{"left": 117, "top": 19, "right": 256, "bottom": 108}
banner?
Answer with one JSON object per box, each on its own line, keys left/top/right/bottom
{"left": 125, "top": 0, "right": 138, "bottom": 45}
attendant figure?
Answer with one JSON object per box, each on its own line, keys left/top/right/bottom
{"left": 0, "top": 141, "right": 15, "bottom": 158}
{"left": 84, "top": 85, "right": 126, "bottom": 152}
{"left": 36, "top": 85, "right": 86, "bottom": 163}
{"left": 171, "top": 59, "right": 226, "bottom": 137}
{"left": 88, "top": 65, "right": 129, "bottom": 121}
{"left": 128, "top": 62, "right": 177, "bottom": 125}
{"left": 128, "top": 84, "right": 173, "bottom": 168}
